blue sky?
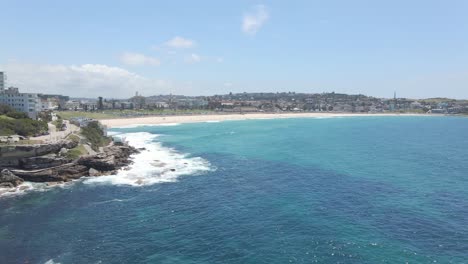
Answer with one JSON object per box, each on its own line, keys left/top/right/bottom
{"left": 1, "top": 0, "right": 467, "bottom": 98}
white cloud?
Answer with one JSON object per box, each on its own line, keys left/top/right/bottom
{"left": 0, "top": 63, "right": 170, "bottom": 98}
{"left": 216, "top": 57, "right": 224, "bottom": 63}
{"left": 164, "top": 36, "right": 195, "bottom": 49}
{"left": 242, "top": 5, "right": 269, "bottom": 35}
{"left": 185, "top": 53, "right": 202, "bottom": 64}
{"left": 120, "top": 52, "right": 161, "bottom": 66}
{"left": 224, "top": 82, "right": 233, "bottom": 87}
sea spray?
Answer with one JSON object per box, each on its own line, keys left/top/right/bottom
{"left": 84, "top": 132, "right": 213, "bottom": 186}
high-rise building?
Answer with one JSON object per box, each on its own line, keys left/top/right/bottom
{"left": 0, "top": 72, "right": 5, "bottom": 91}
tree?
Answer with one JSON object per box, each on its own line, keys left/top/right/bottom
{"left": 98, "top": 96, "right": 103, "bottom": 110}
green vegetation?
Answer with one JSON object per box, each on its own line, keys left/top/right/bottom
{"left": 67, "top": 134, "right": 81, "bottom": 144}
{"left": 65, "top": 144, "right": 88, "bottom": 159}
{"left": 80, "top": 122, "right": 111, "bottom": 151}
{"left": 0, "top": 115, "right": 14, "bottom": 120}
{"left": 0, "top": 104, "right": 28, "bottom": 119}
{"left": 0, "top": 105, "right": 48, "bottom": 137}
{"left": 57, "top": 111, "right": 118, "bottom": 120}
{"left": 52, "top": 118, "right": 64, "bottom": 131}
{"left": 37, "top": 111, "right": 52, "bottom": 122}
{"left": 0, "top": 139, "right": 44, "bottom": 145}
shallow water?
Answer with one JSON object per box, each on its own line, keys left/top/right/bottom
{"left": 1, "top": 116, "right": 468, "bottom": 263}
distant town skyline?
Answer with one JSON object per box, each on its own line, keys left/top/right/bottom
{"left": 1, "top": 0, "right": 468, "bottom": 99}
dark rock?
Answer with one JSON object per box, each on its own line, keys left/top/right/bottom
{"left": 78, "top": 145, "right": 138, "bottom": 171}
{"left": 6, "top": 143, "right": 137, "bottom": 184}
{"left": 78, "top": 153, "right": 117, "bottom": 171}
{"left": 20, "top": 155, "right": 71, "bottom": 170}
{"left": 0, "top": 169, "right": 24, "bottom": 188}
{"left": 170, "top": 169, "right": 176, "bottom": 172}
{"left": 12, "top": 163, "right": 89, "bottom": 182}
{"left": 0, "top": 140, "right": 78, "bottom": 168}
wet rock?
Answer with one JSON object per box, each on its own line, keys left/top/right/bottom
{"left": 12, "top": 163, "right": 89, "bottom": 182}
{"left": 88, "top": 168, "right": 102, "bottom": 177}
{"left": 78, "top": 145, "right": 138, "bottom": 171}
{"left": 5, "top": 143, "right": 137, "bottom": 184}
{"left": 151, "top": 161, "right": 167, "bottom": 167}
{"left": 46, "top": 182, "right": 63, "bottom": 187}
{"left": 0, "top": 169, "right": 24, "bottom": 188}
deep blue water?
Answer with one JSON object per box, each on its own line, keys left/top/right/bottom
{"left": 1, "top": 116, "right": 468, "bottom": 263}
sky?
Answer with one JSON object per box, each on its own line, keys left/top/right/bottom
{"left": 1, "top": 0, "right": 467, "bottom": 99}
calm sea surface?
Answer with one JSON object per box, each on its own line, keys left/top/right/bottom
{"left": 1, "top": 116, "right": 468, "bottom": 263}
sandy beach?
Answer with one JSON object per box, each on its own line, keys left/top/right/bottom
{"left": 100, "top": 112, "right": 428, "bottom": 128}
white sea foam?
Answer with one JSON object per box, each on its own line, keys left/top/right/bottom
{"left": 107, "top": 131, "right": 121, "bottom": 136}
{"left": 205, "top": 120, "right": 221, "bottom": 123}
{"left": 157, "top": 123, "right": 181, "bottom": 126}
{"left": 0, "top": 180, "right": 77, "bottom": 199}
{"left": 44, "top": 259, "right": 61, "bottom": 264}
{"left": 84, "top": 132, "right": 213, "bottom": 186}
{"left": 0, "top": 131, "right": 212, "bottom": 198}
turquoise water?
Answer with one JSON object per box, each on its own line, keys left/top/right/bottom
{"left": 1, "top": 116, "right": 468, "bottom": 263}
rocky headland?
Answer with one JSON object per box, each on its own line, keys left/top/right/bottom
{"left": 0, "top": 139, "right": 139, "bottom": 191}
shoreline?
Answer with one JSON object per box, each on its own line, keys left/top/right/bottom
{"left": 100, "top": 112, "right": 433, "bottom": 128}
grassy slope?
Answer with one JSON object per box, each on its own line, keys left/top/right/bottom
{"left": 65, "top": 144, "right": 88, "bottom": 159}
{"left": 0, "top": 115, "right": 14, "bottom": 120}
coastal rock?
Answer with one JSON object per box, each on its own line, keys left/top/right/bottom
{"left": 12, "top": 163, "right": 89, "bottom": 182}
{"left": 59, "top": 148, "right": 68, "bottom": 156}
{"left": 78, "top": 154, "right": 117, "bottom": 171}
{"left": 5, "top": 143, "right": 137, "bottom": 184}
{"left": 20, "top": 155, "right": 71, "bottom": 170}
{"left": 0, "top": 140, "right": 78, "bottom": 167}
{"left": 78, "top": 145, "right": 138, "bottom": 171}
{"left": 0, "top": 169, "right": 24, "bottom": 188}
{"left": 88, "top": 168, "right": 102, "bottom": 177}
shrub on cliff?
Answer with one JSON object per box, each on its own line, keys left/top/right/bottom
{"left": 0, "top": 118, "right": 48, "bottom": 137}
{"left": 0, "top": 104, "right": 28, "bottom": 119}
{"left": 0, "top": 104, "right": 48, "bottom": 137}
{"left": 80, "top": 121, "right": 111, "bottom": 151}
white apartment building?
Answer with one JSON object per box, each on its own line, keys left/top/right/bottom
{"left": 0, "top": 87, "right": 42, "bottom": 119}
{"left": 64, "top": 100, "right": 81, "bottom": 110}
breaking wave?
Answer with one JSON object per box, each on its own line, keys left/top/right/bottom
{"left": 84, "top": 132, "right": 213, "bottom": 186}
{"left": 0, "top": 181, "right": 75, "bottom": 199}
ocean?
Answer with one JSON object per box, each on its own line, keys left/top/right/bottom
{"left": 1, "top": 116, "right": 468, "bottom": 263}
